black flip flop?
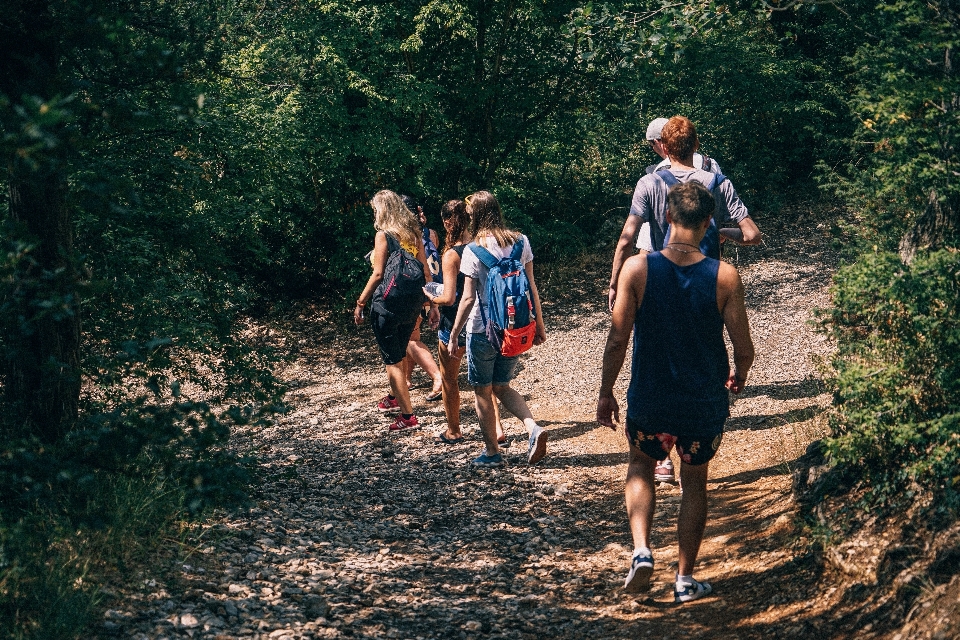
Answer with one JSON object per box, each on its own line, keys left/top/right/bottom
{"left": 434, "top": 433, "right": 464, "bottom": 445}
{"left": 425, "top": 389, "right": 443, "bottom": 402}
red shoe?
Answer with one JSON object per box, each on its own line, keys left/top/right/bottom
{"left": 377, "top": 395, "right": 400, "bottom": 413}
{"left": 389, "top": 414, "right": 419, "bottom": 431}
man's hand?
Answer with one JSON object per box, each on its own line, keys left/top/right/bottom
{"left": 607, "top": 286, "right": 617, "bottom": 312}
{"left": 725, "top": 371, "right": 747, "bottom": 394}
{"left": 596, "top": 395, "right": 620, "bottom": 430}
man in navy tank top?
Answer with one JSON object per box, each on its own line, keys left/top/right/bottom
{"left": 597, "top": 181, "right": 755, "bottom": 603}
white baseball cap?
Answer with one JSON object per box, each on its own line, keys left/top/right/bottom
{"left": 645, "top": 117, "right": 669, "bottom": 141}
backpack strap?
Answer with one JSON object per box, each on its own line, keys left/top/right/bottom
{"left": 468, "top": 241, "right": 499, "bottom": 270}
{"left": 701, "top": 156, "right": 713, "bottom": 172}
{"left": 656, "top": 169, "right": 679, "bottom": 187}
{"left": 704, "top": 172, "right": 727, "bottom": 192}
{"left": 509, "top": 237, "right": 525, "bottom": 261}
{"left": 385, "top": 233, "right": 401, "bottom": 253}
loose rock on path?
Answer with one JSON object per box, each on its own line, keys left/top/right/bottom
{"left": 113, "top": 206, "right": 846, "bottom": 639}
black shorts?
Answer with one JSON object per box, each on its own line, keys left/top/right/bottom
{"left": 626, "top": 414, "right": 724, "bottom": 466}
{"left": 370, "top": 308, "right": 417, "bottom": 365}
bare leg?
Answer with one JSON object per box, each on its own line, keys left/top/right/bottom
{"left": 677, "top": 462, "right": 709, "bottom": 576}
{"left": 404, "top": 317, "right": 424, "bottom": 389}
{"left": 474, "top": 385, "right": 500, "bottom": 456}
{"left": 385, "top": 362, "right": 414, "bottom": 415}
{"left": 625, "top": 446, "right": 657, "bottom": 551}
{"left": 406, "top": 318, "right": 441, "bottom": 394}
{"left": 437, "top": 340, "right": 462, "bottom": 439}
{"left": 491, "top": 385, "right": 538, "bottom": 436}
{"left": 403, "top": 355, "right": 414, "bottom": 389}
{"left": 494, "top": 401, "right": 504, "bottom": 441}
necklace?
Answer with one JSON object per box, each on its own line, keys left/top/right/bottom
{"left": 664, "top": 243, "right": 701, "bottom": 255}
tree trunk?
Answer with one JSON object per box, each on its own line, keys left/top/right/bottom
{"left": 899, "top": 190, "right": 960, "bottom": 264}
{"left": 5, "top": 173, "right": 81, "bottom": 444}
{"left": 1, "top": 0, "right": 81, "bottom": 443}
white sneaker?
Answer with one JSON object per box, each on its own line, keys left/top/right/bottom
{"left": 674, "top": 577, "right": 712, "bottom": 603}
{"left": 527, "top": 425, "right": 548, "bottom": 465}
{"left": 654, "top": 457, "right": 675, "bottom": 483}
{"left": 624, "top": 550, "right": 654, "bottom": 593}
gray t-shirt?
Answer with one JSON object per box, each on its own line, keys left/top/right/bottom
{"left": 638, "top": 155, "right": 724, "bottom": 250}
{"left": 629, "top": 167, "right": 749, "bottom": 252}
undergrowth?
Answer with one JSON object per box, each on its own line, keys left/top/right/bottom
{"left": 0, "top": 464, "right": 190, "bottom": 639}
{"left": 819, "top": 249, "right": 960, "bottom": 516}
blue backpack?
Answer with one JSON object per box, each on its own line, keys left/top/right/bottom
{"left": 469, "top": 238, "right": 536, "bottom": 356}
{"left": 657, "top": 170, "right": 725, "bottom": 259}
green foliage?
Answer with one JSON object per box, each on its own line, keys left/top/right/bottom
{"left": 816, "top": 0, "right": 960, "bottom": 247}
{"left": 195, "top": 0, "right": 831, "bottom": 305}
{"left": 821, "top": 250, "right": 960, "bottom": 511}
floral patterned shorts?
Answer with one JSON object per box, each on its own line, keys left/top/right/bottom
{"left": 625, "top": 414, "right": 724, "bottom": 466}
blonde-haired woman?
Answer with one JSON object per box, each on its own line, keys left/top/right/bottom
{"left": 447, "top": 191, "right": 547, "bottom": 467}
{"left": 354, "top": 190, "right": 439, "bottom": 431}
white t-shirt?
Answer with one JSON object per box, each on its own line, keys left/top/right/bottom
{"left": 460, "top": 233, "right": 534, "bottom": 333}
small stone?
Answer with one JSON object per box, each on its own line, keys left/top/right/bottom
{"left": 464, "top": 620, "right": 482, "bottom": 631}
{"left": 179, "top": 613, "right": 200, "bottom": 628}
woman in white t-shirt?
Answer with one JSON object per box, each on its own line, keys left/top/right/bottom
{"left": 447, "top": 191, "right": 548, "bottom": 468}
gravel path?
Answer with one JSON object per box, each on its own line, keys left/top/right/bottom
{"left": 110, "top": 206, "right": 842, "bottom": 639}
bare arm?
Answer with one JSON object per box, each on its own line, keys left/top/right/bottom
{"left": 524, "top": 260, "right": 547, "bottom": 345}
{"left": 414, "top": 235, "right": 440, "bottom": 328}
{"left": 354, "top": 232, "right": 389, "bottom": 324}
{"left": 447, "top": 276, "right": 476, "bottom": 356}
{"left": 719, "top": 217, "right": 762, "bottom": 246}
{"left": 608, "top": 215, "right": 642, "bottom": 311}
{"left": 718, "top": 263, "right": 755, "bottom": 392}
{"left": 424, "top": 248, "right": 461, "bottom": 306}
{"left": 597, "top": 254, "right": 647, "bottom": 427}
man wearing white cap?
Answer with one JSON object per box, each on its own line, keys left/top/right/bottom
{"left": 636, "top": 117, "right": 723, "bottom": 252}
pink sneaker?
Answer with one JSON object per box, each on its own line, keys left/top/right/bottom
{"left": 389, "top": 414, "right": 419, "bottom": 431}
{"left": 654, "top": 458, "right": 675, "bottom": 483}
{"left": 377, "top": 395, "right": 400, "bottom": 413}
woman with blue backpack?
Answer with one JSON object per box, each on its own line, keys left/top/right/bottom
{"left": 353, "top": 190, "right": 439, "bottom": 431}
{"left": 424, "top": 199, "right": 506, "bottom": 446}
{"left": 446, "top": 191, "right": 548, "bottom": 467}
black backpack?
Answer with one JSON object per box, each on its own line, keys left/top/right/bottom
{"left": 372, "top": 234, "right": 426, "bottom": 322}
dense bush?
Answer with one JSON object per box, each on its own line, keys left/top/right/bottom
{"left": 821, "top": 250, "right": 960, "bottom": 512}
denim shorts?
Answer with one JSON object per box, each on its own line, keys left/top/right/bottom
{"left": 467, "top": 331, "right": 519, "bottom": 387}
{"left": 438, "top": 328, "right": 467, "bottom": 348}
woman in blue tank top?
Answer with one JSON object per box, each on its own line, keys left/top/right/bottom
{"left": 400, "top": 195, "right": 443, "bottom": 399}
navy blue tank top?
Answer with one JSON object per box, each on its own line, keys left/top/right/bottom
{"left": 627, "top": 252, "right": 730, "bottom": 428}
{"left": 439, "top": 245, "right": 466, "bottom": 333}
{"left": 423, "top": 227, "right": 442, "bottom": 284}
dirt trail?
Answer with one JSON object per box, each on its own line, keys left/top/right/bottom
{"left": 114, "top": 207, "right": 844, "bottom": 639}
